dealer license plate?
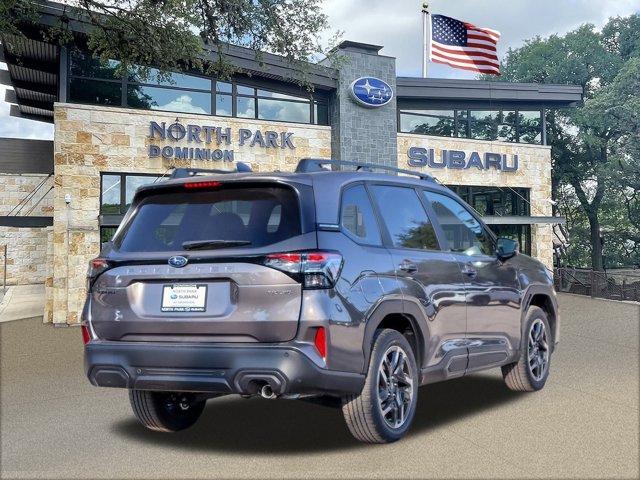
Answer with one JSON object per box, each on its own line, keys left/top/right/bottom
{"left": 161, "top": 284, "right": 207, "bottom": 312}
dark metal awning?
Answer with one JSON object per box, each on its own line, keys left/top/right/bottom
{"left": 396, "top": 77, "right": 583, "bottom": 110}
{"left": 0, "top": 34, "right": 59, "bottom": 123}
{"left": 483, "top": 216, "right": 566, "bottom": 225}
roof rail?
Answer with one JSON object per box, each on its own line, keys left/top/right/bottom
{"left": 169, "top": 162, "right": 252, "bottom": 179}
{"left": 295, "top": 158, "right": 435, "bottom": 182}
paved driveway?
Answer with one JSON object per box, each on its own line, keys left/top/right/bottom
{"left": 1, "top": 294, "right": 638, "bottom": 479}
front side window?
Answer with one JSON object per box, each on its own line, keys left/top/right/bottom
{"left": 371, "top": 185, "right": 439, "bottom": 250}
{"left": 340, "top": 185, "right": 381, "bottom": 245}
{"left": 423, "top": 191, "right": 494, "bottom": 256}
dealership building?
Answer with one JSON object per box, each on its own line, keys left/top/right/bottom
{"left": 0, "top": 1, "right": 582, "bottom": 324}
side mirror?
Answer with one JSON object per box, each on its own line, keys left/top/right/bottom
{"left": 496, "top": 237, "right": 518, "bottom": 261}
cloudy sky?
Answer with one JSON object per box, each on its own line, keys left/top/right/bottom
{"left": 1, "top": 0, "right": 639, "bottom": 140}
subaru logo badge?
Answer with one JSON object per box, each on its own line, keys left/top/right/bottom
{"left": 168, "top": 256, "right": 188, "bottom": 268}
{"left": 349, "top": 77, "right": 393, "bottom": 108}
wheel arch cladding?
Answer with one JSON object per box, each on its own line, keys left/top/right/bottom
{"left": 362, "top": 299, "right": 429, "bottom": 374}
{"left": 528, "top": 293, "right": 558, "bottom": 346}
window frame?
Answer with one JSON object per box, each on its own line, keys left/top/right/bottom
{"left": 398, "top": 108, "right": 543, "bottom": 145}
{"left": 337, "top": 182, "right": 384, "bottom": 247}
{"left": 366, "top": 181, "right": 445, "bottom": 253}
{"left": 67, "top": 49, "right": 329, "bottom": 125}
{"left": 100, "top": 172, "right": 161, "bottom": 216}
{"left": 421, "top": 187, "right": 497, "bottom": 257}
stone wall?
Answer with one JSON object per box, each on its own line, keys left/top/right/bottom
{"left": 0, "top": 174, "right": 53, "bottom": 286}
{"left": 50, "top": 103, "right": 332, "bottom": 324}
{"left": 397, "top": 134, "right": 554, "bottom": 268}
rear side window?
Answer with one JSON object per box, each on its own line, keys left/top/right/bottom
{"left": 340, "top": 185, "right": 381, "bottom": 245}
{"left": 423, "top": 191, "right": 494, "bottom": 256}
{"left": 370, "top": 185, "right": 439, "bottom": 250}
{"left": 116, "top": 185, "right": 301, "bottom": 252}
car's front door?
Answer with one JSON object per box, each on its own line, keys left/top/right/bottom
{"left": 422, "top": 190, "right": 522, "bottom": 372}
{"left": 369, "top": 184, "right": 468, "bottom": 379}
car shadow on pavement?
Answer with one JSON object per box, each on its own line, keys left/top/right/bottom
{"left": 112, "top": 374, "right": 522, "bottom": 453}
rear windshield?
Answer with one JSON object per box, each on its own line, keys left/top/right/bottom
{"left": 115, "top": 185, "right": 301, "bottom": 252}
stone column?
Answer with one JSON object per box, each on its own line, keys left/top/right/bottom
{"left": 322, "top": 41, "right": 397, "bottom": 167}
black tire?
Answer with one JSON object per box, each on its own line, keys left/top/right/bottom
{"left": 129, "top": 390, "right": 206, "bottom": 432}
{"left": 502, "top": 306, "right": 552, "bottom": 392}
{"left": 342, "top": 329, "right": 419, "bottom": 443}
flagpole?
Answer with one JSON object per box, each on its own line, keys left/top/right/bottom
{"left": 422, "top": 2, "right": 430, "bottom": 77}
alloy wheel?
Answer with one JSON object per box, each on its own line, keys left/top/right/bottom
{"left": 377, "top": 345, "right": 414, "bottom": 429}
{"left": 528, "top": 318, "right": 549, "bottom": 381}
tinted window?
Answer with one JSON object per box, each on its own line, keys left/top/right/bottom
{"left": 257, "top": 98, "right": 310, "bottom": 123}
{"left": 70, "top": 78, "right": 122, "bottom": 106}
{"left": 340, "top": 185, "right": 381, "bottom": 245}
{"left": 423, "top": 191, "right": 494, "bottom": 256}
{"left": 371, "top": 185, "right": 439, "bottom": 250}
{"left": 127, "top": 86, "right": 211, "bottom": 114}
{"left": 101, "top": 175, "right": 121, "bottom": 214}
{"left": 400, "top": 110, "right": 455, "bottom": 136}
{"left": 116, "top": 186, "right": 301, "bottom": 252}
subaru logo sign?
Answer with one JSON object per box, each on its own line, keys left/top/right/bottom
{"left": 349, "top": 77, "right": 393, "bottom": 108}
{"left": 168, "top": 256, "right": 188, "bottom": 268}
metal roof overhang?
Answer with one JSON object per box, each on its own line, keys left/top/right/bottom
{"left": 0, "top": 137, "right": 54, "bottom": 174}
{"left": 396, "top": 77, "right": 583, "bottom": 109}
{"left": 482, "top": 215, "right": 566, "bottom": 225}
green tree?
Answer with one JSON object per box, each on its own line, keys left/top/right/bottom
{"left": 486, "top": 16, "right": 640, "bottom": 270}
{"left": 1, "top": 0, "right": 333, "bottom": 86}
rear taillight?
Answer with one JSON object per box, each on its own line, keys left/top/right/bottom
{"left": 314, "top": 327, "right": 327, "bottom": 359}
{"left": 264, "top": 251, "right": 343, "bottom": 289}
{"left": 86, "top": 258, "right": 111, "bottom": 288}
{"left": 81, "top": 324, "right": 91, "bottom": 345}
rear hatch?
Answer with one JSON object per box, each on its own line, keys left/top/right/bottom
{"left": 88, "top": 178, "right": 316, "bottom": 343}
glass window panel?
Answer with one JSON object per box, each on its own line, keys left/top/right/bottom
{"left": 237, "top": 85, "right": 254, "bottom": 95}
{"left": 236, "top": 96, "right": 256, "bottom": 118}
{"left": 400, "top": 110, "right": 455, "bottom": 136}
{"left": 101, "top": 175, "right": 121, "bottom": 214}
{"left": 70, "top": 78, "right": 122, "bottom": 106}
{"left": 314, "top": 102, "right": 329, "bottom": 125}
{"left": 424, "top": 191, "right": 494, "bottom": 256}
{"left": 128, "top": 66, "right": 210, "bottom": 90}
{"left": 256, "top": 89, "right": 306, "bottom": 101}
{"left": 371, "top": 185, "right": 439, "bottom": 250}
{"left": 100, "top": 227, "right": 118, "bottom": 244}
{"left": 70, "top": 49, "right": 121, "bottom": 79}
{"left": 469, "top": 110, "right": 498, "bottom": 140}
{"left": 340, "top": 185, "right": 382, "bottom": 245}
{"left": 497, "top": 111, "right": 517, "bottom": 142}
{"left": 216, "top": 81, "right": 232, "bottom": 93}
{"left": 125, "top": 175, "right": 159, "bottom": 209}
{"left": 215, "top": 93, "right": 232, "bottom": 116}
{"left": 258, "top": 98, "right": 310, "bottom": 123}
{"left": 127, "top": 85, "right": 211, "bottom": 114}
{"left": 518, "top": 111, "right": 542, "bottom": 144}
{"left": 455, "top": 110, "right": 469, "bottom": 137}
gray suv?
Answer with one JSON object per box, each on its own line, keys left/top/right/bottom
{"left": 83, "top": 159, "right": 559, "bottom": 443}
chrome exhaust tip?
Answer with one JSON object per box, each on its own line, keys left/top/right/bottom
{"left": 259, "top": 384, "right": 277, "bottom": 399}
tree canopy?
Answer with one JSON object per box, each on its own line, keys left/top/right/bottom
{"left": 1, "top": 0, "right": 333, "bottom": 86}
{"left": 487, "top": 15, "right": 640, "bottom": 269}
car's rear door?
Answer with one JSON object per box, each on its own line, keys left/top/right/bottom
{"left": 89, "top": 180, "right": 315, "bottom": 343}
{"left": 368, "top": 183, "right": 468, "bottom": 375}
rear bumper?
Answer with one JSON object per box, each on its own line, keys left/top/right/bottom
{"left": 84, "top": 341, "right": 364, "bottom": 396}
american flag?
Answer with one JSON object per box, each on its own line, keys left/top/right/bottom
{"left": 429, "top": 14, "right": 501, "bottom": 75}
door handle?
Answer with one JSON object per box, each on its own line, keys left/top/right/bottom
{"left": 398, "top": 259, "right": 418, "bottom": 273}
{"left": 461, "top": 263, "right": 477, "bottom": 278}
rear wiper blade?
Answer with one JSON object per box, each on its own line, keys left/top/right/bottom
{"left": 182, "top": 239, "right": 251, "bottom": 250}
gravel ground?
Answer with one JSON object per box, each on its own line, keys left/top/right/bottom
{"left": 1, "top": 293, "right": 638, "bottom": 479}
